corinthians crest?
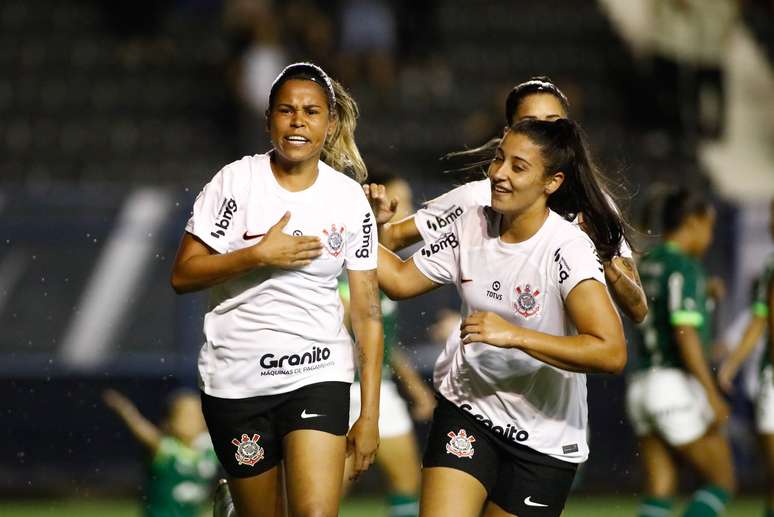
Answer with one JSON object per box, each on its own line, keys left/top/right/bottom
{"left": 446, "top": 429, "right": 476, "bottom": 459}
{"left": 513, "top": 284, "right": 541, "bottom": 318}
{"left": 322, "top": 224, "right": 345, "bottom": 257}
{"left": 231, "top": 433, "right": 264, "bottom": 466}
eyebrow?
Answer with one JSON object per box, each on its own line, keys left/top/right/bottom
{"left": 512, "top": 155, "right": 532, "bottom": 167}
{"left": 276, "top": 102, "right": 323, "bottom": 109}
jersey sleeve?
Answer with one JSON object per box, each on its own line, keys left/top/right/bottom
{"left": 667, "top": 262, "right": 704, "bottom": 327}
{"left": 752, "top": 259, "right": 774, "bottom": 317}
{"left": 415, "top": 180, "right": 489, "bottom": 243}
{"left": 555, "top": 236, "right": 607, "bottom": 301}
{"left": 412, "top": 225, "right": 462, "bottom": 286}
{"left": 345, "top": 189, "right": 378, "bottom": 270}
{"left": 185, "top": 166, "right": 244, "bottom": 254}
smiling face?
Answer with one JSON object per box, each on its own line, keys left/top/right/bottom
{"left": 510, "top": 93, "right": 568, "bottom": 124}
{"left": 488, "top": 131, "right": 564, "bottom": 216}
{"left": 267, "top": 79, "right": 335, "bottom": 167}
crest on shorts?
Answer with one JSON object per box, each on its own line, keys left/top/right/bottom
{"left": 446, "top": 429, "right": 476, "bottom": 459}
{"left": 322, "top": 224, "right": 345, "bottom": 256}
{"left": 231, "top": 433, "right": 264, "bottom": 467}
{"left": 513, "top": 284, "right": 541, "bottom": 318}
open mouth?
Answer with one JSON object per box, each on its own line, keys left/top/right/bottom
{"left": 492, "top": 184, "right": 511, "bottom": 194}
{"left": 284, "top": 135, "right": 310, "bottom": 146}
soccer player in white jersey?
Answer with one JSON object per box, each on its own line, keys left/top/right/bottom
{"left": 376, "top": 118, "right": 627, "bottom": 517}
{"left": 171, "top": 63, "right": 382, "bottom": 517}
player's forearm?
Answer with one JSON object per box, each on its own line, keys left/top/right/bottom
{"left": 724, "top": 316, "right": 766, "bottom": 375}
{"left": 351, "top": 321, "right": 383, "bottom": 418}
{"left": 379, "top": 216, "right": 421, "bottom": 251}
{"left": 605, "top": 258, "right": 648, "bottom": 323}
{"left": 675, "top": 325, "right": 721, "bottom": 399}
{"left": 113, "top": 405, "right": 162, "bottom": 451}
{"left": 389, "top": 349, "right": 427, "bottom": 399}
{"left": 509, "top": 327, "right": 626, "bottom": 374}
{"left": 171, "top": 246, "right": 262, "bottom": 293}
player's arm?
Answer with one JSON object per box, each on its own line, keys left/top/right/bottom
{"left": 717, "top": 315, "right": 766, "bottom": 392}
{"left": 377, "top": 245, "right": 440, "bottom": 300}
{"left": 461, "top": 279, "right": 627, "bottom": 374}
{"left": 346, "top": 269, "right": 384, "bottom": 479}
{"left": 605, "top": 256, "right": 648, "bottom": 323}
{"left": 674, "top": 324, "right": 729, "bottom": 424}
{"left": 362, "top": 183, "right": 423, "bottom": 251}
{"left": 102, "top": 389, "right": 162, "bottom": 452}
{"left": 389, "top": 348, "right": 436, "bottom": 421}
{"left": 170, "top": 212, "right": 322, "bottom": 293}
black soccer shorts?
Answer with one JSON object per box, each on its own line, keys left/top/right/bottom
{"left": 423, "top": 395, "right": 578, "bottom": 517}
{"left": 201, "top": 381, "right": 350, "bottom": 478}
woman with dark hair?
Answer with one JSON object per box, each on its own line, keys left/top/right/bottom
{"left": 376, "top": 118, "right": 627, "bottom": 517}
{"left": 171, "top": 62, "right": 382, "bottom": 517}
{"left": 626, "top": 189, "right": 735, "bottom": 517}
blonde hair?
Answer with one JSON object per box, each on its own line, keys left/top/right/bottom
{"left": 323, "top": 79, "right": 367, "bottom": 183}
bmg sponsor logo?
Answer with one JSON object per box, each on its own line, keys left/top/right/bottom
{"left": 553, "top": 247, "right": 571, "bottom": 284}
{"left": 420, "top": 232, "right": 459, "bottom": 257}
{"left": 355, "top": 212, "right": 373, "bottom": 258}
{"left": 426, "top": 205, "right": 463, "bottom": 231}
{"left": 460, "top": 403, "right": 529, "bottom": 443}
{"left": 210, "top": 198, "right": 238, "bottom": 239}
{"left": 259, "top": 346, "right": 333, "bottom": 376}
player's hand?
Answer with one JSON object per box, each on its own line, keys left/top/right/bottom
{"left": 460, "top": 311, "right": 515, "bottom": 348}
{"left": 252, "top": 211, "right": 323, "bottom": 268}
{"left": 717, "top": 361, "right": 737, "bottom": 395}
{"left": 410, "top": 387, "right": 436, "bottom": 422}
{"left": 102, "top": 389, "right": 133, "bottom": 413}
{"left": 363, "top": 183, "right": 398, "bottom": 225}
{"left": 346, "top": 415, "right": 379, "bottom": 480}
{"left": 708, "top": 393, "right": 731, "bottom": 426}
{"left": 707, "top": 276, "right": 726, "bottom": 301}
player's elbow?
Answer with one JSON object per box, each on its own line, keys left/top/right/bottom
{"left": 629, "top": 298, "right": 648, "bottom": 324}
{"left": 169, "top": 270, "right": 192, "bottom": 294}
{"left": 602, "top": 341, "right": 627, "bottom": 374}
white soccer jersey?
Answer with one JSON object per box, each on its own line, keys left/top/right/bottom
{"left": 186, "top": 154, "right": 377, "bottom": 399}
{"left": 418, "top": 179, "right": 632, "bottom": 390}
{"left": 413, "top": 208, "right": 606, "bottom": 463}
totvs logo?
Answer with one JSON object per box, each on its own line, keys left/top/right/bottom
{"left": 355, "top": 212, "right": 373, "bottom": 258}
{"left": 210, "top": 198, "right": 238, "bottom": 239}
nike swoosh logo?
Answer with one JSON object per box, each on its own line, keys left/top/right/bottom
{"left": 461, "top": 278, "right": 473, "bottom": 283}
{"left": 300, "top": 409, "right": 325, "bottom": 419}
{"left": 243, "top": 231, "right": 266, "bottom": 240}
{"left": 524, "top": 496, "right": 548, "bottom": 508}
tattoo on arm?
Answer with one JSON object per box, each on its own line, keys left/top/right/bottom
{"left": 365, "top": 275, "right": 382, "bottom": 321}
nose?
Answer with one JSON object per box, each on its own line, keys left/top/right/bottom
{"left": 489, "top": 161, "right": 508, "bottom": 182}
{"left": 290, "top": 110, "right": 305, "bottom": 127}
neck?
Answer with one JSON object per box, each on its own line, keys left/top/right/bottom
{"left": 500, "top": 202, "right": 549, "bottom": 244}
{"left": 665, "top": 230, "right": 694, "bottom": 256}
{"left": 270, "top": 152, "right": 320, "bottom": 192}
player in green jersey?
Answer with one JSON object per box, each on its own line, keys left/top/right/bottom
{"left": 626, "top": 189, "right": 735, "bottom": 517}
{"left": 103, "top": 388, "right": 218, "bottom": 517}
{"left": 339, "top": 173, "right": 435, "bottom": 517}
{"left": 718, "top": 198, "right": 774, "bottom": 517}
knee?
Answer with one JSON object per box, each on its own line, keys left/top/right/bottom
{"left": 293, "top": 509, "right": 337, "bottom": 517}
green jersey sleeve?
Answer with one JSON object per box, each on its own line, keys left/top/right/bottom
{"left": 752, "top": 256, "right": 774, "bottom": 318}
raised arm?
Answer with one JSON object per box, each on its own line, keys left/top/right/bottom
{"left": 346, "top": 268, "right": 383, "bottom": 479}
{"left": 377, "top": 245, "right": 440, "bottom": 300}
{"left": 605, "top": 256, "right": 648, "bottom": 323}
{"left": 170, "top": 212, "right": 323, "bottom": 293}
{"left": 461, "top": 279, "right": 626, "bottom": 374}
{"left": 102, "top": 389, "right": 162, "bottom": 452}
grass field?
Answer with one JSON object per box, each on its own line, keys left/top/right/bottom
{"left": 0, "top": 496, "right": 764, "bottom": 516}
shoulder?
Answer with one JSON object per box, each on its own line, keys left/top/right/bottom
{"left": 319, "top": 161, "right": 364, "bottom": 193}
{"left": 547, "top": 211, "right": 596, "bottom": 250}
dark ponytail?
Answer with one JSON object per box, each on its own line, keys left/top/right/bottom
{"left": 508, "top": 119, "right": 627, "bottom": 261}
{"left": 442, "top": 76, "right": 570, "bottom": 180}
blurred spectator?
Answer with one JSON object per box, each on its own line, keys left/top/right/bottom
{"left": 223, "top": 0, "right": 287, "bottom": 155}
{"left": 649, "top": 0, "right": 739, "bottom": 147}
{"left": 337, "top": 0, "right": 397, "bottom": 94}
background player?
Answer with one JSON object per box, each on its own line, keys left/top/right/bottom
{"left": 377, "top": 118, "right": 628, "bottom": 517}
{"left": 171, "top": 63, "right": 382, "bottom": 517}
{"left": 626, "top": 189, "right": 735, "bottom": 517}
{"left": 718, "top": 197, "right": 774, "bottom": 517}
{"left": 102, "top": 388, "right": 218, "bottom": 517}
{"left": 340, "top": 172, "right": 436, "bottom": 517}
{"left": 369, "top": 77, "right": 647, "bottom": 325}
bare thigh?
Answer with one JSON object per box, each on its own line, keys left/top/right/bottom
{"left": 375, "top": 432, "right": 422, "bottom": 495}
{"left": 228, "top": 466, "right": 284, "bottom": 517}
{"left": 283, "top": 429, "right": 347, "bottom": 517}
{"left": 482, "top": 500, "right": 519, "bottom": 517}
{"left": 675, "top": 426, "right": 735, "bottom": 493}
{"left": 639, "top": 434, "right": 678, "bottom": 497}
{"left": 419, "top": 466, "right": 488, "bottom": 517}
